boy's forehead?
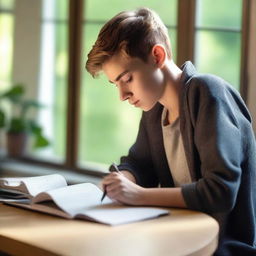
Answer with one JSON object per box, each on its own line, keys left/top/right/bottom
{"left": 102, "top": 53, "right": 142, "bottom": 79}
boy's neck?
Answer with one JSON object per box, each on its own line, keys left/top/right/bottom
{"left": 159, "top": 60, "right": 182, "bottom": 124}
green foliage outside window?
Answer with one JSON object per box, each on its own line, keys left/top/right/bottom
{"left": 195, "top": 0, "right": 242, "bottom": 90}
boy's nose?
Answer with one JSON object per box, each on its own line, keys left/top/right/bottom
{"left": 119, "top": 88, "right": 131, "bottom": 101}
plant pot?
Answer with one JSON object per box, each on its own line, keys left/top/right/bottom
{"left": 7, "top": 132, "right": 28, "bottom": 157}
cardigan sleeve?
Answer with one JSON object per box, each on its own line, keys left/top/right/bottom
{"left": 181, "top": 76, "right": 250, "bottom": 214}
{"left": 118, "top": 113, "right": 159, "bottom": 188}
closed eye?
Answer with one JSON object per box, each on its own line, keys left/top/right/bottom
{"left": 109, "top": 75, "right": 132, "bottom": 87}
{"left": 125, "top": 76, "right": 133, "bottom": 83}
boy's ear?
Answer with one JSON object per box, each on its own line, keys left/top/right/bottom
{"left": 151, "top": 44, "right": 166, "bottom": 68}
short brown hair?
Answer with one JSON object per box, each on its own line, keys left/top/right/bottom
{"left": 86, "top": 8, "right": 172, "bottom": 77}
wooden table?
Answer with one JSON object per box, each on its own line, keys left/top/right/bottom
{"left": 0, "top": 204, "right": 219, "bottom": 256}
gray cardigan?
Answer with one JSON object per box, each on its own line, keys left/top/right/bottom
{"left": 118, "top": 62, "right": 256, "bottom": 255}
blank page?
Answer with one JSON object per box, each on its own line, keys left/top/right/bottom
{"left": 80, "top": 205, "right": 169, "bottom": 225}
{"left": 32, "top": 183, "right": 112, "bottom": 217}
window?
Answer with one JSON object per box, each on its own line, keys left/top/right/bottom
{"left": 195, "top": 0, "right": 243, "bottom": 90}
{"left": 35, "top": 0, "right": 69, "bottom": 162}
{"left": 0, "top": 0, "right": 249, "bottom": 175}
{"left": 0, "top": 0, "right": 69, "bottom": 163}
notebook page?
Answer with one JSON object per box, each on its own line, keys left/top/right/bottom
{"left": 32, "top": 183, "right": 112, "bottom": 217}
{"left": 79, "top": 206, "right": 169, "bottom": 225}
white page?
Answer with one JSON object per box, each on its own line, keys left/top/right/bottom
{"left": 0, "top": 174, "right": 67, "bottom": 197}
{"left": 0, "top": 177, "right": 29, "bottom": 194}
{"left": 23, "top": 174, "right": 67, "bottom": 196}
{"left": 32, "top": 183, "right": 113, "bottom": 217}
{"left": 33, "top": 183, "right": 169, "bottom": 225}
{"left": 12, "top": 183, "right": 169, "bottom": 225}
{"left": 79, "top": 206, "right": 169, "bottom": 225}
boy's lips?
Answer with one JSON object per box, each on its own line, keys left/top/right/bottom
{"left": 131, "top": 100, "right": 140, "bottom": 106}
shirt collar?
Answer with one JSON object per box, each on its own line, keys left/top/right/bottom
{"left": 180, "top": 61, "right": 197, "bottom": 85}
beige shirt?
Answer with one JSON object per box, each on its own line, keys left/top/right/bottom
{"left": 161, "top": 108, "right": 191, "bottom": 187}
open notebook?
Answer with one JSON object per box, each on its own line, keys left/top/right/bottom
{"left": 1, "top": 174, "right": 169, "bottom": 225}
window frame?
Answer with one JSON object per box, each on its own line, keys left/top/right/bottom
{"left": 177, "top": 0, "right": 250, "bottom": 100}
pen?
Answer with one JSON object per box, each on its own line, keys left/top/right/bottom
{"left": 101, "top": 163, "right": 120, "bottom": 202}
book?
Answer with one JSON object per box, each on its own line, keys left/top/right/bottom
{"left": 1, "top": 174, "right": 169, "bottom": 225}
{"left": 0, "top": 174, "right": 68, "bottom": 202}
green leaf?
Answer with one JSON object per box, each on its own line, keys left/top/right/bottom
{"left": 7, "top": 118, "right": 28, "bottom": 133}
{"left": 1, "top": 84, "right": 25, "bottom": 101}
{"left": 21, "top": 100, "right": 45, "bottom": 119}
{"left": 22, "top": 100, "right": 44, "bottom": 109}
{"left": 28, "top": 120, "right": 42, "bottom": 135}
{"left": 33, "top": 134, "right": 50, "bottom": 148}
{"left": 0, "top": 83, "right": 50, "bottom": 147}
{"left": 0, "top": 109, "right": 5, "bottom": 128}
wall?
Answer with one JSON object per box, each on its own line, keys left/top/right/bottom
{"left": 12, "top": 0, "right": 42, "bottom": 99}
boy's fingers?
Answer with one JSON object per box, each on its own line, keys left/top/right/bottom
{"left": 102, "top": 173, "right": 122, "bottom": 183}
{"left": 102, "top": 176, "right": 120, "bottom": 186}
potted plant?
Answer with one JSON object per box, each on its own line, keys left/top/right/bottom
{"left": 0, "top": 84, "right": 50, "bottom": 157}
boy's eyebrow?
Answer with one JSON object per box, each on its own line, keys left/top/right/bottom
{"left": 109, "top": 70, "right": 130, "bottom": 83}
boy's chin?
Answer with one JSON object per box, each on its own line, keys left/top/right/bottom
{"left": 142, "top": 103, "right": 157, "bottom": 112}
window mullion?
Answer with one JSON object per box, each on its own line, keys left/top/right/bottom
{"left": 240, "top": 0, "right": 251, "bottom": 102}
{"left": 177, "top": 0, "right": 196, "bottom": 66}
{"left": 65, "top": 0, "right": 83, "bottom": 169}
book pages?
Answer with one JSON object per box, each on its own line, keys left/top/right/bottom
{"left": 78, "top": 205, "right": 169, "bottom": 225}
{"left": 0, "top": 174, "right": 67, "bottom": 197}
{"left": 32, "top": 183, "right": 113, "bottom": 217}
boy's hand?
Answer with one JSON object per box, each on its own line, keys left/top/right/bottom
{"left": 101, "top": 172, "right": 145, "bottom": 205}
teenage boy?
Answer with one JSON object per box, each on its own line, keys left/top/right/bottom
{"left": 86, "top": 8, "right": 256, "bottom": 255}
